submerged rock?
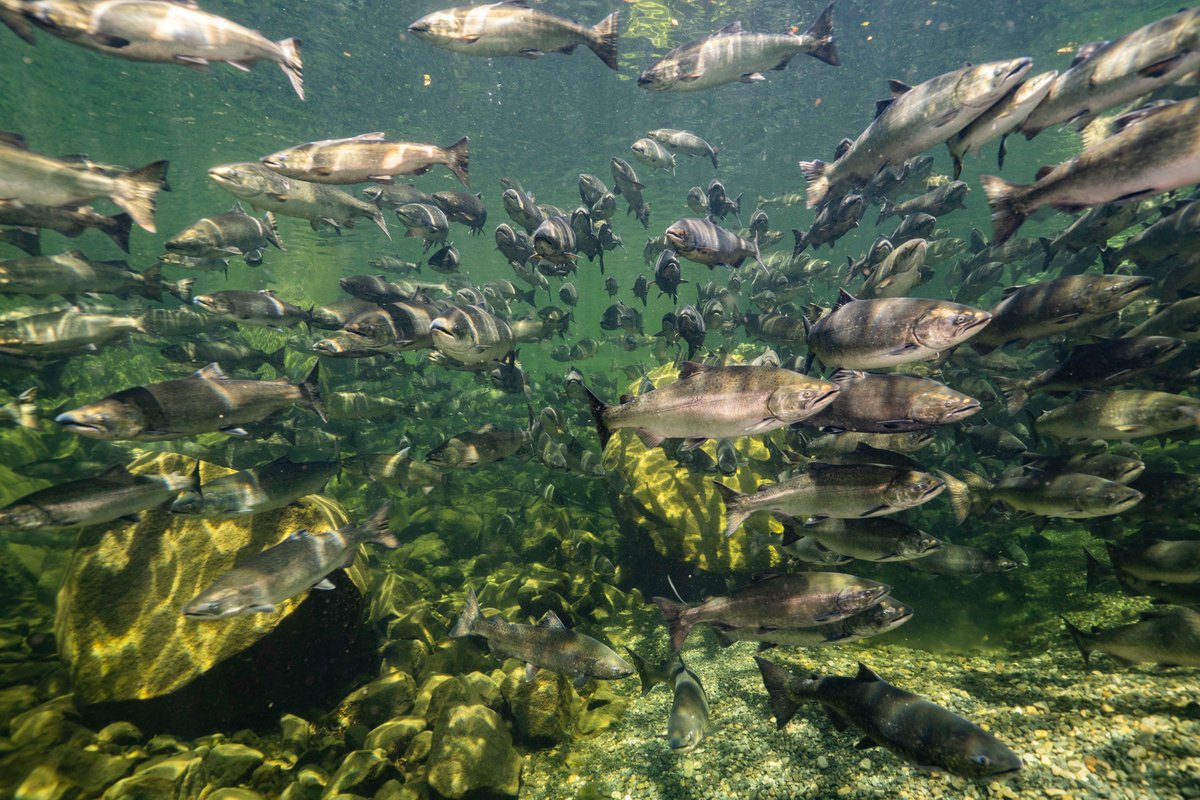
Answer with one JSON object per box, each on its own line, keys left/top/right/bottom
{"left": 322, "top": 748, "right": 392, "bottom": 797}
{"left": 333, "top": 671, "right": 416, "bottom": 730}
{"left": 502, "top": 667, "right": 582, "bottom": 743}
{"left": 55, "top": 453, "right": 369, "bottom": 734}
{"left": 425, "top": 704, "right": 521, "bottom": 798}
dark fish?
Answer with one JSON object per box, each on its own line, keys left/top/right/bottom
{"left": 166, "top": 201, "right": 283, "bottom": 265}
{"left": 756, "top": 658, "right": 1022, "bottom": 780}
{"left": 170, "top": 457, "right": 338, "bottom": 518}
{"left": 803, "top": 369, "right": 979, "bottom": 433}
{"left": 0, "top": 464, "right": 194, "bottom": 532}
{"left": 1063, "top": 609, "right": 1200, "bottom": 668}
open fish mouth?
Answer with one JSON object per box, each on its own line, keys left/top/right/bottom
{"left": 53, "top": 413, "right": 102, "bottom": 435}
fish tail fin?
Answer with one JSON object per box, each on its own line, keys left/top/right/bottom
{"left": 444, "top": 136, "right": 471, "bottom": 188}
{"left": 791, "top": 227, "right": 807, "bottom": 257}
{"left": 1083, "top": 547, "right": 1104, "bottom": 593}
{"left": 138, "top": 261, "right": 164, "bottom": 301}
{"left": 710, "top": 147, "right": 719, "bottom": 170}
{"left": 803, "top": 1, "right": 839, "bottom": 66}
{"left": 365, "top": 204, "right": 390, "bottom": 239}
{"left": 364, "top": 501, "right": 399, "bottom": 548}
{"left": 300, "top": 360, "right": 326, "bottom": 422}
{"left": 168, "top": 277, "right": 195, "bottom": 304}
{"left": 264, "top": 211, "right": 285, "bottom": 250}
{"left": 1099, "top": 246, "right": 1122, "bottom": 274}
{"left": 450, "top": 586, "right": 483, "bottom": 638}
{"left": 950, "top": 151, "right": 964, "bottom": 181}
{"left": 588, "top": 11, "right": 620, "bottom": 71}
{"left": 652, "top": 596, "right": 693, "bottom": 652}
{"left": 939, "top": 469, "right": 975, "bottom": 524}
{"left": 1, "top": 226, "right": 40, "bottom": 256}
{"left": 625, "top": 648, "right": 659, "bottom": 697}
{"left": 582, "top": 381, "right": 613, "bottom": 449}
{"left": 798, "top": 160, "right": 829, "bottom": 209}
{"left": 712, "top": 480, "right": 750, "bottom": 537}
{"left": 993, "top": 375, "right": 1029, "bottom": 414}
{"left": 103, "top": 212, "right": 133, "bottom": 253}
{"left": 1061, "top": 616, "right": 1092, "bottom": 665}
{"left": 754, "top": 656, "right": 801, "bottom": 730}
{"left": 276, "top": 37, "right": 304, "bottom": 100}
{"left": 876, "top": 199, "right": 893, "bottom": 226}
{"left": 979, "top": 174, "right": 1027, "bottom": 245}
{"left": 113, "top": 160, "right": 169, "bottom": 233}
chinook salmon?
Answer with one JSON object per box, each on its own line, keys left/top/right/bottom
{"left": 409, "top": 1, "right": 619, "bottom": 70}
{"left": 583, "top": 361, "right": 838, "bottom": 450}
{"left": 0, "top": 132, "right": 166, "bottom": 232}
{"left": 450, "top": 586, "right": 633, "bottom": 686}
{"left": 800, "top": 58, "right": 1031, "bottom": 207}
{"left": 262, "top": 133, "right": 470, "bottom": 187}
{"left": 638, "top": 2, "right": 837, "bottom": 91}
{"left": 756, "top": 658, "right": 1022, "bottom": 780}
{"left": 983, "top": 98, "right": 1200, "bottom": 244}
{"left": 20, "top": 0, "right": 304, "bottom": 98}
{"left": 184, "top": 503, "right": 397, "bottom": 620}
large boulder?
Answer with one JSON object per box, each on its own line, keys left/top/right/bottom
{"left": 56, "top": 453, "right": 370, "bottom": 734}
{"left": 601, "top": 359, "right": 783, "bottom": 573}
{"left": 425, "top": 704, "right": 521, "bottom": 799}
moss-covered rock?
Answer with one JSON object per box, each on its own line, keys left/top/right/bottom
{"left": 501, "top": 667, "right": 582, "bottom": 744}
{"left": 425, "top": 704, "right": 520, "bottom": 799}
{"left": 333, "top": 671, "right": 416, "bottom": 731}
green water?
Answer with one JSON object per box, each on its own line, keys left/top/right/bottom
{"left": 0, "top": 0, "right": 1197, "bottom": 797}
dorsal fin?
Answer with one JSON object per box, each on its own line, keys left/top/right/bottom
{"left": 229, "top": 200, "right": 246, "bottom": 215}
{"left": 829, "top": 368, "right": 864, "bottom": 383}
{"left": 717, "top": 21, "right": 744, "bottom": 35}
{"left": 0, "top": 132, "right": 29, "bottom": 150}
{"left": 194, "top": 362, "right": 230, "bottom": 381}
{"left": 352, "top": 132, "right": 387, "bottom": 142}
{"left": 833, "top": 288, "right": 858, "bottom": 310}
{"left": 678, "top": 360, "right": 709, "bottom": 379}
{"left": 498, "top": 0, "right": 531, "bottom": 6}
{"left": 258, "top": 288, "right": 278, "bottom": 296}
{"left": 873, "top": 98, "right": 894, "bottom": 120}
{"left": 97, "top": 464, "right": 138, "bottom": 483}
{"left": 1070, "top": 40, "right": 1109, "bottom": 67}
{"left": 536, "top": 610, "right": 567, "bottom": 629}
{"left": 833, "top": 138, "right": 853, "bottom": 160}
{"left": 1000, "top": 285, "right": 1024, "bottom": 298}
{"left": 855, "top": 662, "right": 881, "bottom": 682}
{"left": 1035, "top": 165, "right": 1056, "bottom": 181}
{"left": 887, "top": 79, "right": 912, "bottom": 96}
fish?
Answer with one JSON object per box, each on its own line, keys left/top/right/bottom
{"left": 161, "top": 339, "right": 285, "bottom": 373}
{"left": 665, "top": 217, "right": 763, "bottom": 269}
{"left": 55, "top": 361, "right": 324, "bottom": 440}
{"left": 166, "top": 201, "right": 284, "bottom": 265}
{"left": 20, "top": 0, "right": 304, "bottom": 98}
{"left": 653, "top": 571, "right": 890, "bottom": 652}
{"left": 755, "top": 658, "right": 1022, "bottom": 780}
{"left": 859, "top": 238, "right": 928, "bottom": 299}
{"left": 532, "top": 215, "right": 577, "bottom": 267}
{"left": 946, "top": 70, "right": 1058, "bottom": 178}
{"left": 583, "top": 361, "right": 838, "bottom": 450}
{"left": 0, "top": 464, "right": 194, "bottom": 532}
{"left": 1020, "top": 9, "right": 1200, "bottom": 138}
{"left": 208, "top": 162, "right": 389, "bottom": 237}
{"left": 427, "top": 422, "right": 529, "bottom": 468}
{"left": 715, "top": 462, "right": 945, "bottom": 537}
{"left": 637, "top": 3, "right": 837, "bottom": 91}
{"left": 431, "top": 190, "right": 487, "bottom": 234}
{"left": 904, "top": 542, "right": 1019, "bottom": 577}
{"left": 712, "top": 596, "right": 913, "bottom": 648}
{"left": 362, "top": 182, "right": 436, "bottom": 210}
{"left": 611, "top": 157, "right": 650, "bottom": 229}
{"left": 183, "top": 503, "right": 398, "bottom": 620}
{"left": 876, "top": 181, "right": 969, "bottom": 224}
{"left": 0, "top": 132, "right": 166, "bottom": 232}
{"left": 170, "top": 457, "right": 338, "bottom": 518}
{"left": 630, "top": 138, "right": 675, "bottom": 175}
{"left": 626, "top": 651, "right": 710, "bottom": 751}
{"left": 394, "top": 202, "right": 450, "bottom": 252}
{"left": 599, "top": 301, "right": 642, "bottom": 335}
{"left": 800, "top": 58, "right": 1032, "bottom": 207}
{"left": 429, "top": 303, "right": 514, "bottom": 365}
{"left": 983, "top": 98, "right": 1200, "bottom": 244}
{"left": 800, "top": 518, "right": 941, "bottom": 563}
{"left": 262, "top": 133, "right": 470, "bottom": 187}
{"left": 1063, "top": 608, "right": 1200, "bottom": 668}
{"left": 943, "top": 469, "right": 1143, "bottom": 522}
{"left": 192, "top": 289, "right": 310, "bottom": 328}
{"left": 802, "top": 369, "right": 980, "bottom": 433}
{"left": 653, "top": 248, "right": 686, "bottom": 302}
{"left": 0, "top": 387, "right": 37, "bottom": 429}
{"left": 1035, "top": 390, "right": 1200, "bottom": 441}
{"left": 1106, "top": 539, "right": 1200, "bottom": 585}
{"left": 0, "top": 250, "right": 191, "bottom": 301}
{"left": 805, "top": 291, "right": 992, "bottom": 370}
{"left": 648, "top": 129, "right": 719, "bottom": 169}
{"left": 793, "top": 194, "right": 864, "bottom": 253}
{"left": 995, "top": 335, "right": 1184, "bottom": 412}
{"left": 367, "top": 255, "right": 422, "bottom": 276}
{"left": 350, "top": 448, "right": 446, "bottom": 494}
{"left": 450, "top": 586, "right": 632, "bottom": 687}
{"left": 0, "top": 199, "right": 132, "bottom": 252}
{"left": 408, "top": 2, "right": 619, "bottom": 70}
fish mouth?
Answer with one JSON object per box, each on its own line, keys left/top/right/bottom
{"left": 54, "top": 412, "right": 102, "bottom": 435}
{"left": 959, "top": 312, "right": 992, "bottom": 334}
{"left": 408, "top": 21, "right": 430, "bottom": 33}
{"left": 259, "top": 156, "right": 283, "bottom": 170}
{"left": 1121, "top": 276, "right": 1153, "bottom": 296}
{"left": 945, "top": 399, "right": 982, "bottom": 421}
{"left": 1007, "top": 57, "right": 1033, "bottom": 79}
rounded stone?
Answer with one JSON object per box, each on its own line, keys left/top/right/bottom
{"left": 426, "top": 704, "right": 521, "bottom": 799}
{"left": 334, "top": 671, "right": 416, "bottom": 730}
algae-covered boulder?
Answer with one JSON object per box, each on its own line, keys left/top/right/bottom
{"left": 501, "top": 667, "right": 582, "bottom": 744}
{"left": 55, "top": 453, "right": 369, "bottom": 733}
{"left": 601, "top": 359, "right": 783, "bottom": 573}
{"left": 425, "top": 704, "right": 521, "bottom": 799}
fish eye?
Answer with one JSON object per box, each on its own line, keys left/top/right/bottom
{"left": 953, "top": 313, "right": 970, "bottom": 325}
{"left": 972, "top": 754, "right": 992, "bottom": 767}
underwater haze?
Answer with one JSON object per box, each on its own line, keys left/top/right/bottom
{"left": 0, "top": 0, "right": 1198, "bottom": 798}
